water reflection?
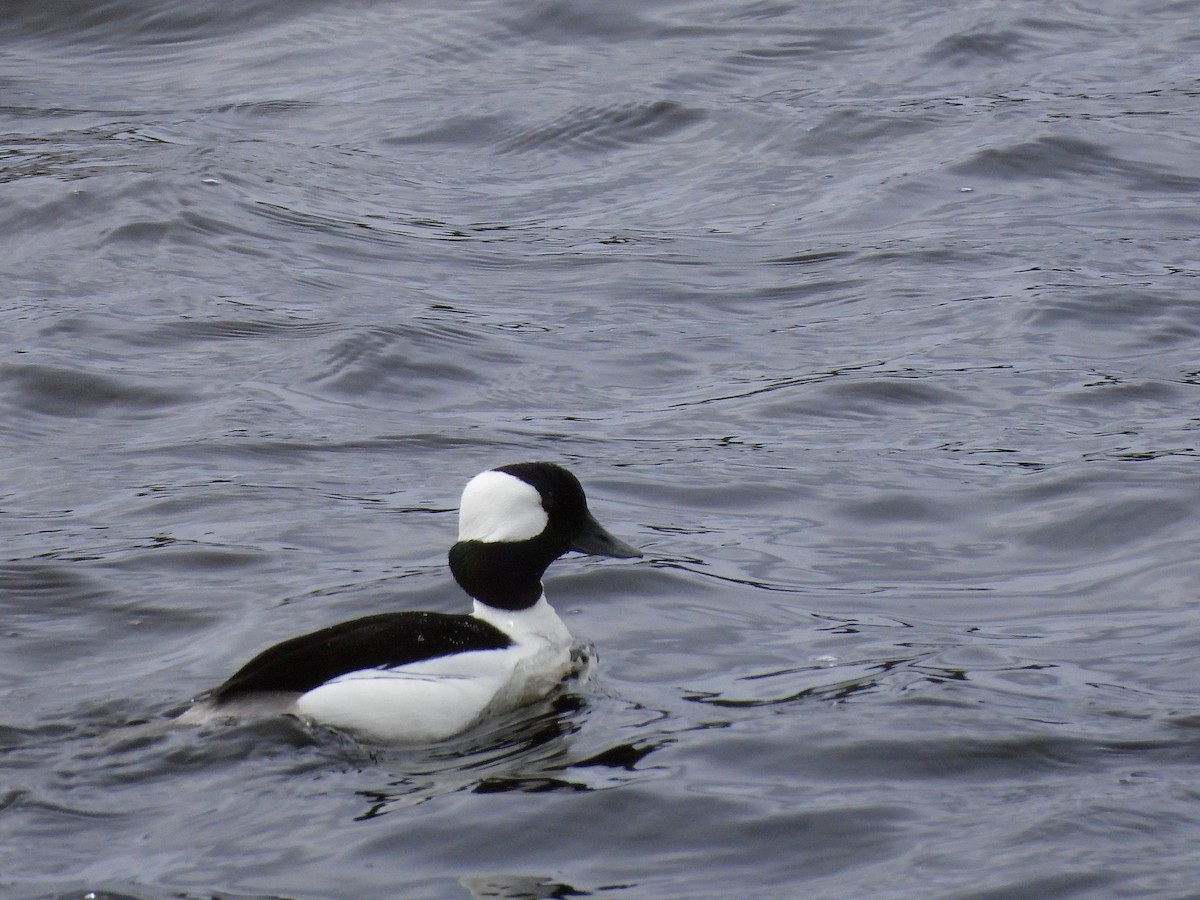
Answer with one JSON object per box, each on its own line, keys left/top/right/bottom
{"left": 679, "top": 615, "right": 1065, "bottom": 710}
{"left": 460, "top": 873, "right": 600, "bottom": 899}
{"left": 354, "top": 692, "right": 670, "bottom": 819}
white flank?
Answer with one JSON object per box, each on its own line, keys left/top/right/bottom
{"left": 291, "top": 597, "right": 573, "bottom": 743}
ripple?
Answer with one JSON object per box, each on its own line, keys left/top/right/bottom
{"left": 0, "top": 0, "right": 317, "bottom": 47}
{"left": 125, "top": 318, "right": 341, "bottom": 346}
{"left": 1, "top": 363, "right": 192, "bottom": 419}
{"left": 498, "top": 100, "right": 705, "bottom": 156}
{"left": 384, "top": 114, "right": 512, "bottom": 149}
{"left": 502, "top": 0, "right": 661, "bottom": 43}
{"left": 305, "top": 323, "right": 512, "bottom": 399}
{"left": 925, "top": 28, "right": 1043, "bottom": 65}
{"left": 723, "top": 26, "right": 885, "bottom": 69}
{"left": 950, "top": 135, "right": 1200, "bottom": 192}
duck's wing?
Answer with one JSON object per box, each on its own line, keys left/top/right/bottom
{"left": 209, "top": 611, "right": 512, "bottom": 703}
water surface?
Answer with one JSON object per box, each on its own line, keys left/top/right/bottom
{"left": 4, "top": 0, "right": 1200, "bottom": 897}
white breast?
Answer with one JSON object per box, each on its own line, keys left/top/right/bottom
{"left": 291, "top": 597, "right": 573, "bottom": 743}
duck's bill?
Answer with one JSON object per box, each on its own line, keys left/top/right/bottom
{"left": 570, "top": 512, "right": 643, "bottom": 559}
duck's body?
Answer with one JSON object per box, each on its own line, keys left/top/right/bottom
{"left": 180, "top": 462, "right": 640, "bottom": 743}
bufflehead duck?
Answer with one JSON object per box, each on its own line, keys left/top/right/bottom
{"left": 180, "top": 462, "right": 641, "bottom": 742}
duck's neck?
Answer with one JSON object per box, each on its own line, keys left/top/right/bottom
{"left": 448, "top": 539, "right": 552, "bottom": 611}
{"left": 471, "top": 595, "right": 571, "bottom": 647}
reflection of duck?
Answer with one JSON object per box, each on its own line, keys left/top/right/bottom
{"left": 180, "top": 462, "right": 641, "bottom": 742}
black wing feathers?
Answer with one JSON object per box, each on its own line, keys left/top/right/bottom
{"left": 211, "top": 611, "right": 512, "bottom": 703}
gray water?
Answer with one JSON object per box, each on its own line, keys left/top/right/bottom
{"left": 4, "top": 0, "right": 1200, "bottom": 897}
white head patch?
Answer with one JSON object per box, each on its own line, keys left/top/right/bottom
{"left": 458, "top": 470, "right": 549, "bottom": 543}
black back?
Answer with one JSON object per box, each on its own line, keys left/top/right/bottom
{"left": 210, "top": 611, "right": 512, "bottom": 703}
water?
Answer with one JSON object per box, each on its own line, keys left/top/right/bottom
{"left": 3, "top": 0, "right": 1200, "bottom": 896}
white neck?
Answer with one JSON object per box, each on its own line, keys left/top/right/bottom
{"left": 471, "top": 596, "right": 571, "bottom": 643}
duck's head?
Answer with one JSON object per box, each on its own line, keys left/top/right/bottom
{"left": 449, "top": 461, "right": 641, "bottom": 610}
